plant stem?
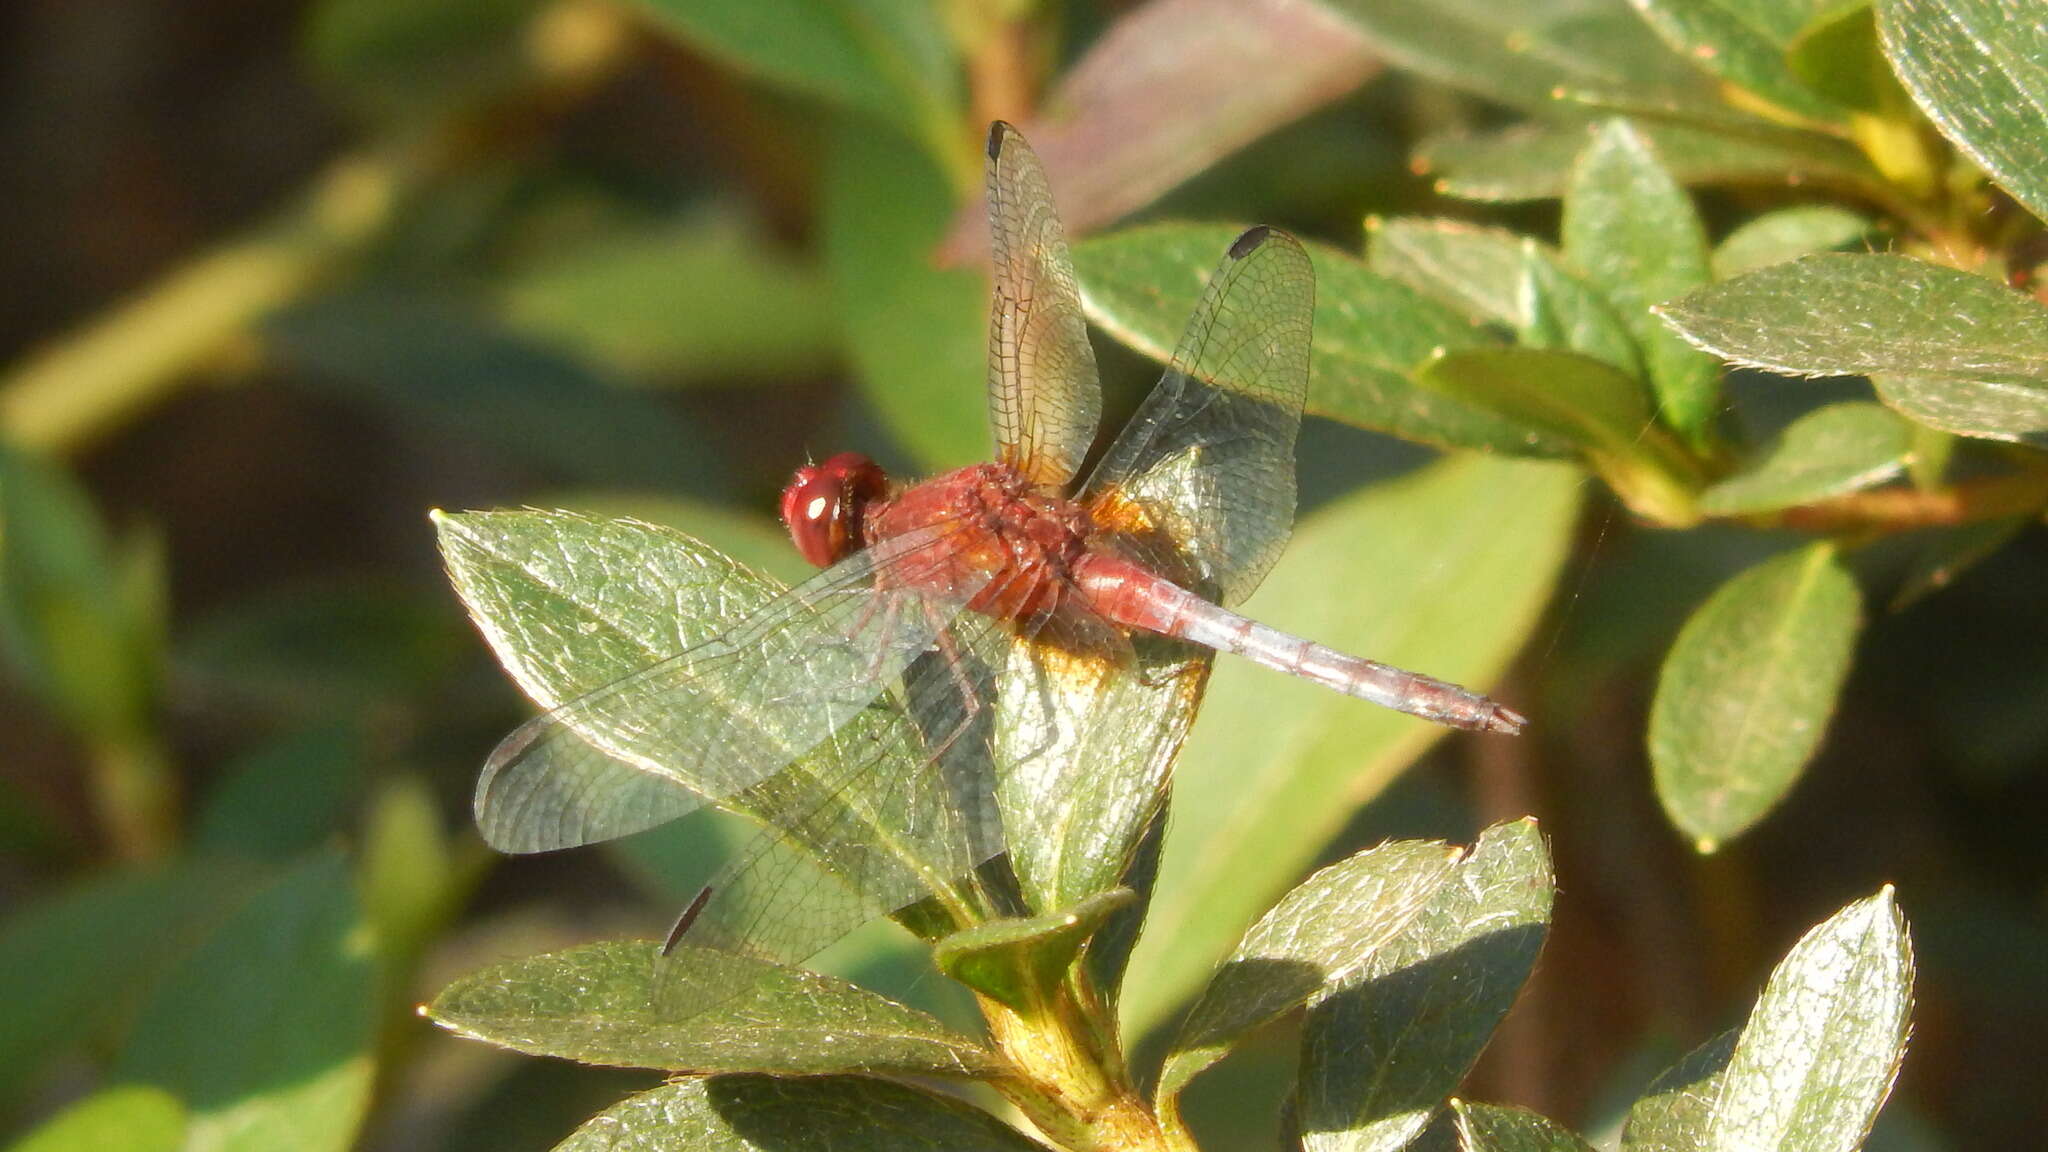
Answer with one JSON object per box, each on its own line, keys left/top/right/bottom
{"left": 1770, "top": 465, "right": 2048, "bottom": 533}
{"left": 88, "top": 731, "right": 177, "bottom": 862}
{"left": 983, "top": 980, "right": 1184, "bottom": 1152}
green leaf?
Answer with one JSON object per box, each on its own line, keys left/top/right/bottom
{"left": 194, "top": 725, "right": 362, "bottom": 862}
{"left": 1872, "top": 373, "right": 2048, "bottom": 443}
{"left": 1296, "top": 821, "right": 1554, "bottom": 1152}
{"left": 361, "top": 774, "right": 460, "bottom": 969}
{"left": 822, "top": 117, "right": 986, "bottom": 470}
{"left": 428, "top": 939, "right": 999, "bottom": 1077}
{"left": 551, "top": 1075, "right": 1045, "bottom": 1151}
{"left": 1698, "top": 402, "right": 1912, "bottom": 514}
{"left": 1708, "top": 890, "right": 1912, "bottom": 1152}
{"left": 0, "top": 444, "right": 157, "bottom": 740}
{"left": 1627, "top": 0, "right": 1846, "bottom": 121}
{"left": 1891, "top": 515, "right": 2030, "bottom": 608}
{"left": 118, "top": 854, "right": 378, "bottom": 1152}
{"left": 1317, "top": 0, "right": 1718, "bottom": 113}
{"left": 1121, "top": 456, "right": 1579, "bottom": 1037}
{"left": 1417, "top": 349, "right": 1700, "bottom": 525}
{"left": 631, "top": 0, "right": 959, "bottom": 158}
{"left": 1787, "top": 4, "right": 1912, "bottom": 115}
{"left": 1564, "top": 120, "right": 1721, "bottom": 443}
{"left": 1420, "top": 120, "right": 1881, "bottom": 203}
{"left": 1624, "top": 892, "right": 1913, "bottom": 1152}
{"left": 5, "top": 1085, "right": 185, "bottom": 1152}
{"left": 1157, "top": 839, "right": 1462, "bottom": 1106}
{"left": 1712, "top": 206, "right": 1874, "bottom": 278}
{"left": 499, "top": 212, "right": 837, "bottom": 384}
{"left": 1452, "top": 1101, "right": 1596, "bottom": 1152}
{"left": 0, "top": 864, "right": 242, "bottom": 1111}
{"left": 933, "top": 889, "right": 1136, "bottom": 1012}
{"left": 1659, "top": 254, "right": 2048, "bottom": 378}
{"left": 1878, "top": 0, "right": 2048, "bottom": 223}
{"left": 1649, "top": 543, "right": 1862, "bottom": 850}
{"left": 269, "top": 289, "right": 728, "bottom": 492}
{"left": 1366, "top": 220, "right": 1640, "bottom": 377}
{"left": 1075, "top": 223, "right": 1568, "bottom": 456}
{"left": 302, "top": 0, "right": 538, "bottom": 120}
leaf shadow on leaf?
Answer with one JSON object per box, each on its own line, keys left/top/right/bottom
{"left": 1296, "top": 922, "right": 1551, "bottom": 1145}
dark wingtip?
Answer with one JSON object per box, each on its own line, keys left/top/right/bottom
{"left": 1229, "top": 225, "right": 1274, "bottom": 259}
{"left": 986, "top": 120, "right": 1012, "bottom": 160}
{"left": 660, "top": 886, "right": 715, "bottom": 955}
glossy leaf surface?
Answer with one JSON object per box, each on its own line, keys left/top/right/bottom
{"left": 1878, "top": 0, "right": 2048, "bottom": 223}
{"left": 551, "top": 1076, "right": 1046, "bottom": 1152}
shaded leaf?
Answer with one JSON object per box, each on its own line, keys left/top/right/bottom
{"left": 1627, "top": 0, "right": 1846, "bottom": 121}
{"left": 1453, "top": 1101, "right": 1596, "bottom": 1152}
{"left": 1649, "top": 544, "right": 1862, "bottom": 850}
{"left": 1873, "top": 373, "right": 2048, "bottom": 443}
{"left": 429, "top": 940, "right": 998, "bottom": 1077}
{"left": 5, "top": 1085, "right": 185, "bottom": 1152}
{"left": 934, "top": 889, "right": 1136, "bottom": 1012}
{"left": 1657, "top": 253, "right": 2048, "bottom": 379}
{"left": 1705, "top": 889, "right": 1912, "bottom": 1152}
{"left": 1621, "top": 1031, "right": 1740, "bottom": 1152}
{"left": 1878, "top": 0, "right": 2048, "bottom": 223}
{"left": 1122, "top": 456, "right": 1578, "bottom": 1037}
{"left": 1318, "top": 0, "right": 1718, "bottom": 113}
{"left": 823, "top": 117, "right": 986, "bottom": 470}
{"left": 551, "top": 1075, "right": 1045, "bottom": 1151}
{"left": 1075, "top": 223, "right": 1567, "bottom": 455}
{"left": 1417, "top": 349, "right": 1700, "bottom": 525}
{"left": 1420, "top": 120, "right": 1881, "bottom": 203}
{"left": 1698, "top": 402, "right": 1912, "bottom": 514}
{"left": 269, "top": 289, "right": 727, "bottom": 491}
{"left": 361, "top": 774, "right": 461, "bottom": 968}
{"left": 0, "top": 863, "right": 243, "bottom": 1110}
{"left": 631, "top": 0, "right": 958, "bottom": 155}
{"left": 1516, "top": 245, "right": 1645, "bottom": 378}
{"left": 1296, "top": 820, "right": 1554, "bottom": 1152}
{"left": 302, "top": 0, "right": 537, "bottom": 120}
{"left": 1564, "top": 120, "right": 1721, "bottom": 443}
{"left": 1713, "top": 206, "right": 1874, "bottom": 278}
{"left": 941, "top": 0, "right": 1378, "bottom": 261}
{"left": 118, "top": 854, "right": 378, "bottom": 1152}
{"left": 1787, "top": 4, "right": 1912, "bottom": 116}
{"left": 1891, "top": 515, "right": 2029, "bottom": 608}
{"left": 500, "top": 212, "right": 836, "bottom": 383}
{"left": 1157, "top": 839, "right": 1461, "bottom": 1106}
{"left": 194, "top": 724, "right": 362, "bottom": 862}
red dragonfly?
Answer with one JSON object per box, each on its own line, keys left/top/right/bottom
{"left": 474, "top": 123, "right": 1521, "bottom": 970}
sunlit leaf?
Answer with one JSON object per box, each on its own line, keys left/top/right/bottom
{"left": 1624, "top": 892, "right": 1913, "bottom": 1152}
{"left": 118, "top": 854, "right": 378, "bottom": 1152}
{"left": 823, "top": 117, "right": 986, "bottom": 470}
{"left": 4, "top": 1085, "right": 185, "bottom": 1152}
{"left": 1296, "top": 820, "right": 1554, "bottom": 1152}
{"left": 1627, "top": 0, "right": 1846, "bottom": 122}
{"left": 1453, "top": 1101, "right": 1596, "bottom": 1152}
{"left": 1075, "top": 223, "right": 1567, "bottom": 455}
{"left": 1122, "top": 456, "right": 1579, "bottom": 1037}
{"left": 1317, "top": 0, "right": 1718, "bottom": 113}
{"left": 1420, "top": 120, "right": 1881, "bottom": 203}
{"left": 1157, "top": 839, "right": 1461, "bottom": 1107}
{"left": 1564, "top": 120, "right": 1721, "bottom": 443}
{"left": 631, "top": 0, "right": 958, "bottom": 156}
{"left": 1517, "top": 246, "right": 1644, "bottom": 378}
{"left": 1698, "top": 402, "right": 1911, "bottom": 514}
{"left": 500, "top": 212, "right": 836, "bottom": 384}
{"left": 361, "top": 774, "right": 461, "bottom": 970}
{"left": 1873, "top": 373, "right": 2048, "bottom": 443}
{"left": 1712, "top": 206, "right": 1874, "bottom": 278}
{"left": 1878, "top": 0, "right": 2048, "bottom": 223}
{"left": 269, "top": 289, "right": 728, "bottom": 492}
{"left": 429, "top": 940, "right": 998, "bottom": 1077}
{"left": 1649, "top": 543, "right": 1861, "bottom": 850}
{"left": 940, "top": 0, "right": 1378, "bottom": 260}
{"left": 551, "top": 1076, "right": 1044, "bottom": 1151}
{"left": 934, "top": 889, "right": 1136, "bottom": 1011}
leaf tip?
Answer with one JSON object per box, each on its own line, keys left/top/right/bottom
{"left": 1694, "top": 835, "right": 1721, "bottom": 854}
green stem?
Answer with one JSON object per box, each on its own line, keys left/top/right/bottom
{"left": 88, "top": 731, "right": 177, "bottom": 862}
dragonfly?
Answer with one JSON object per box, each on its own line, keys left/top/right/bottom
{"left": 472, "top": 122, "right": 1523, "bottom": 978}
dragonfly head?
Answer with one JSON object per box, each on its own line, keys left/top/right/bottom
{"left": 781, "top": 452, "right": 888, "bottom": 567}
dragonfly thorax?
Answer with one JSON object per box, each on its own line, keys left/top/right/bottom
{"left": 780, "top": 452, "right": 888, "bottom": 567}
{"left": 865, "top": 462, "right": 1094, "bottom": 622}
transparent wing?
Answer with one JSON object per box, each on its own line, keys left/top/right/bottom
{"left": 986, "top": 120, "right": 1101, "bottom": 488}
{"left": 474, "top": 523, "right": 991, "bottom": 854}
{"left": 1081, "top": 226, "right": 1314, "bottom": 606}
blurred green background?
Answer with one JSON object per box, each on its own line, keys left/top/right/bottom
{"left": 1, "top": 1, "right": 2044, "bottom": 1150}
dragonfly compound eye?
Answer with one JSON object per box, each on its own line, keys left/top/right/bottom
{"left": 780, "top": 452, "right": 886, "bottom": 567}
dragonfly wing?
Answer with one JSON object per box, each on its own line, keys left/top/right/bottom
{"left": 986, "top": 120, "right": 1101, "bottom": 488}
{"left": 1081, "top": 226, "right": 1314, "bottom": 606}
{"left": 475, "top": 523, "right": 987, "bottom": 854}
